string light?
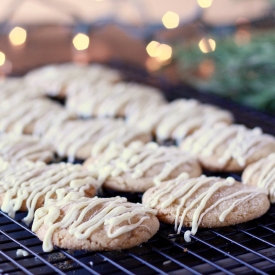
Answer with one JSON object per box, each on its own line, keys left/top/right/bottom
{"left": 72, "top": 33, "right": 90, "bottom": 51}
{"left": 146, "top": 41, "right": 160, "bottom": 57}
{"left": 9, "top": 27, "right": 27, "bottom": 46}
{"left": 156, "top": 44, "right": 172, "bottom": 61}
{"left": 197, "top": 0, "right": 213, "bottom": 8}
{"left": 198, "top": 38, "right": 216, "bottom": 53}
{"left": 0, "top": 52, "right": 5, "bottom": 66}
{"left": 162, "top": 11, "right": 179, "bottom": 29}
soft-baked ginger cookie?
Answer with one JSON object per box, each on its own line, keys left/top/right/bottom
{"left": 180, "top": 123, "right": 275, "bottom": 172}
{"left": 84, "top": 141, "right": 202, "bottom": 192}
{"left": 127, "top": 99, "right": 233, "bottom": 143}
{"left": 42, "top": 119, "right": 151, "bottom": 162}
{"left": 25, "top": 63, "right": 121, "bottom": 98}
{"left": 66, "top": 81, "right": 165, "bottom": 119}
{"left": 143, "top": 175, "right": 269, "bottom": 242}
{"left": 242, "top": 153, "right": 275, "bottom": 203}
{"left": 32, "top": 194, "right": 159, "bottom": 252}
{"left": 0, "top": 161, "right": 99, "bottom": 225}
{"left": 0, "top": 133, "right": 55, "bottom": 163}
{"left": 0, "top": 98, "right": 75, "bottom": 136}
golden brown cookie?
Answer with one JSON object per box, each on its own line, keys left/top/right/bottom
{"left": 0, "top": 98, "right": 75, "bottom": 136}
{"left": 66, "top": 81, "right": 165, "bottom": 118}
{"left": 180, "top": 123, "right": 275, "bottom": 172}
{"left": 0, "top": 133, "right": 55, "bottom": 163}
{"left": 25, "top": 63, "right": 121, "bottom": 98}
{"left": 84, "top": 141, "right": 202, "bottom": 192}
{"left": 0, "top": 161, "right": 99, "bottom": 224}
{"left": 242, "top": 153, "right": 275, "bottom": 203}
{"left": 42, "top": 119, "right": 151, "bottom": 161}
{"left": 127, "top": 99, "right": 233, "bottom": 143}
{"left": 32, "top": 195, "right": 159, "bottom": 252}
{"left": 143, "top": 175, "right": 269, "bottom": 242}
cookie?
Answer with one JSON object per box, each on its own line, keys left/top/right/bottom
{"left": 0, "top": 98, "right": 75, "bottom": 136}
{"left": 242, "top": 153, "right": 275, "bottom": 203}
{"left": 84, "top": 141, "right": 202, "bottom": 192}
{"left": 0, "top": 161, "right": 99, "bottom": 225}
{"left": 180, "top": 123, "right": 275, "bottom": 172}
{"left": 32, "top": 194, "right": 159, "bottom": 252}
{"left": 42, "top": 119, "right": 151, "bottom": 161}
{"left": 127, "top": 99, "right": 233, "bottom": 143}
{"left": 143, "top": 175, "right": 269, "bottom": 242}
{"left": 25, "top": 63, "right": 121, "bottom": 98}
{"left": 66, "top": 81, "right": 165, "bottom": 118}
{"left": 0, "top": 133, "right": 55, "bottom": 163}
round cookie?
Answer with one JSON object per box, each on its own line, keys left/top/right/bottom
{"left": 143, "top": 175, "right": 269, "bottom": 242}
{"left": 127, "top": 99, "right": 233, "bottom": 143}
{"left": 0, "top": 98, "right": 75, "bottom": 136}
{"left": 25, "top": 63, "right": 122, "bottom": 98}
{"left": 0, "top": 133, "right": 55, "bottom": 163}
{"left": 242, "top": 153, "right": 275, "bottom": 203}
{"left": 32, "top": 195, "right": 159, "bottom": 252}
{"left": 180, "top": 123, "right": 275, "bottom": 172}
{"left": 66, "top": 81, "right": 164, "bottom": 119}
{"left": 84, "top": 141, "right": 202, "bottom": 192}
{"left": 42, "top": 119, "right": 151, "bottom": 161}
{"left": 0, "top": 161, "right": 99, "bottom": 225}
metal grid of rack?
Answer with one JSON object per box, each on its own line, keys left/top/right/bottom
{"left": 1, "top": 64, "right": 275, "bottom": 275}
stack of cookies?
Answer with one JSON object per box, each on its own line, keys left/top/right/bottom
{"left": 0, "top": 63, "right": 273, "bottom": 254}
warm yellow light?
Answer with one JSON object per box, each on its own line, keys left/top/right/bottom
{"left": 198, "top": 38, "right": 216, "bottom": 53}
{"left": 162, "top": 11, "right": 179, "bottom": 29}
{"left": 72, "top": 33, "right": 90, "bottom": 51}
{"left": 197, "top": 0, "right": 213, "bottom": 8}
{"left": 146, "top": 41, "right": 160, "bottom": 57}
{"left": 0, "top": 52, "right": 5, "bottom": 66}
{"left": 156, "top": 44, "right": 172, "bottom": 61}
{"left": 9, "top": 27, "right": 27, "bottom": 46}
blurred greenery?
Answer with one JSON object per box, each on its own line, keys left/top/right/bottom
{"left": 175, "top": 30, "right": 275, "bottom": 113}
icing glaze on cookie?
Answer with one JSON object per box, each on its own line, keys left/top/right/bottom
{"left": 32, "top": 195, "right": 157, "bottom": 252}
{"left": 127, "top": 99, "right": 233, "bottom": 142}
{"left": 243, "top": 153, "right": 275, "bottom": 202}
{"left": 86, "top": 141, "right": 194, "bottom": 185}
{"left": 0, "top": 134, "right": 54, "bottom": 163}
{"left": 43, "top": 119, "right": 150, "bottom": 161}
{"left": 0, "top": 162, "right": 99, "bottom": 225}
{"left": 66, "top": 81, "right": 164, "bottom": 118}
{"left": 181, "top": 123, "right": 275, "bottom": 167}
{"left": 146, "top": 175, "right": 267, "bottom": 242}
{"left": 0, "top": 98, "right": 74, "bottom": 136}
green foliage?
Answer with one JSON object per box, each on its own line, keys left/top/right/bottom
{"left": 176, "top": 31, "right": 275, "bottom": 113}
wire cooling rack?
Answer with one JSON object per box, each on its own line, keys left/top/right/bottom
{"left": 1, "top": 63, "right": 275, "bottom": 275}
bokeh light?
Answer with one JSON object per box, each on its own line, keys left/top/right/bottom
{"left": 73, "top": 33, "right": 90, "bottom": 50}
{"left": 197, "top": 0, "right": 213, "bottom": 8}
{"left": 156, "top": 44, "right": 172, "bottom": 61}
{"left": 146, "top": 41, "right": 160, "bottom": 57}
{"left": 162, "top": 11, "right": 180, "bottom": 29}
{"left": 0, "top": 52, "right": 5, "bottom": 66}
{"left": 9, "top": 27, "right": 27, "bottom": 46}
{"left": 198, "top": 38, "right": 216, "bottom": 53}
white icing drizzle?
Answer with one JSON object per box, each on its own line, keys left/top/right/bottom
{"left": 127, "top": 99, "right": 233, "bottom": 142}
{"left": 181, "top": 123, "right": 275, "bottom": 168}
{"left": 16, "top": 249, "right": 29, "bottom": 257}
{"left": 0, "top": 98, "right": 74, "bottom": 136}
{"left": 0, "top": 161, "right": 99, "bottom": 225}
{"left": 86, "top": 141, "right": 196, "bottom": 185}
{"left": 32, "top": 195, "right": 157, "bottom": 252}
{"left": 0, "top": 134, "right": 54, "bottom": 163}
{"left": 26, "top": 63, "right": 121, "bottom": 97}
{"left": 66, "top": 81, "right": 164, "bottom": 119}
{"left": 146, "top": 175, "right": 267, "bottom": 242}
{"left": 42, "top": 119, "right": 149, "bottom": 160}
{"left": 243, "top": 153, "right": 275, "bottom": 203}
